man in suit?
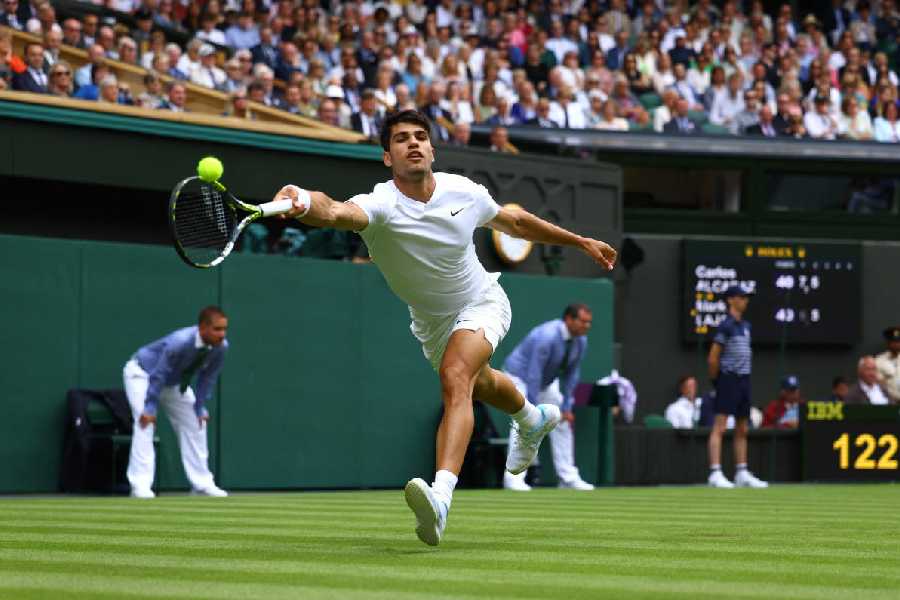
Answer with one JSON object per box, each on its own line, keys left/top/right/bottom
{"left": 745, "top": 105, "right": 781, "bottom": 137}
{"left": 250, "top": 24, "right": 279, "bottom": 70}
{"left": 350, "top": 89, "right": 383, "bottom": 139}
{"left": 501, "top": 304, "right": 596, "bottom": 491}
{"left": 845, "top": 356, "right": 892, "bottom": 405}
{"left": 663, "top": 98, "right": 699, "bottom": 134}
{"left": 875, "top": 326, "right": 900, "bottom": 403}
{"left": 525, "top": 96, "right": 561, "bottom": 128}
{"left": 1, "top": 0, "right": 24, "bottom": 30}
{"left": 12, "top": 42, "right": 47, "bottom": 93}
{"left": 124, "top": 306, "right": 229, "bottom": 498}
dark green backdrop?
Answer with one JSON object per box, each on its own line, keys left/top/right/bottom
{"left": 0, "top": 234, "right": 612, "bottom": 493}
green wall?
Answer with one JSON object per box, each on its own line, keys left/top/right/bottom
{"left": 0, "top": 234, "right": 613, "bottom": 493}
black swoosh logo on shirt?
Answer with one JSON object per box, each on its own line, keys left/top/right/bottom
{"left": 450, "top": 207, "right": 465, "bottom": 217}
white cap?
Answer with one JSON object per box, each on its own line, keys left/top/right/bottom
{"left": 325, "top": 84, "right": 344, "bottom": 98}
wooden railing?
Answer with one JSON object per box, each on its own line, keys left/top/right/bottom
{"left": 4, "top": 26, "right": 365, "bottom": 143}
{"left": 0, "top": 88, "right": 376, "bottom": 145}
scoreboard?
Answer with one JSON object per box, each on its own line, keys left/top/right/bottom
{"left": 682, "top": 240, "right": 862, "bottom": 345}
{"left": 801, "top": 403, "right": 900, "bottom": 482}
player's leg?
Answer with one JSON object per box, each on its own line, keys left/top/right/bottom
{"left": 405, "top": 328, "right": 492, "bottom": 546}
{"left": 161, "top": 386, "right": 226, "bottom": 496}
{"left": 472, "top": 365, "right": 561, "bottom": 477}
{"left": 708, "top": 374, "right": 736, "bottom": 488}
{"left": 123, "top": 359, "right": 156, "bottom": 498}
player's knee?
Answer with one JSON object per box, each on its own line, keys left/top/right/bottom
{"left": 439, "top": 361, "right": 470, "bottom": 395}
{"left": 472, "top": 366, "right": 496, "bottom": 397}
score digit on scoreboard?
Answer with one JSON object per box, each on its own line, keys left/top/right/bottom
{"left": 682, "top": 240, "right": 862, "bottom": 345}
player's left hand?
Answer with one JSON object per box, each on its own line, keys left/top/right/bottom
{"left": 580, "top": 238, "right": 617, "bottom": 270}
{"left": 198, "top": 415, "right": 209, "bottom": 430}
{"left": 562, "top": 410, "right": 575, "bottom": 425}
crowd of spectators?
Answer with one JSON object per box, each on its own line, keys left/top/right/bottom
{"left": 3, "top": 0, "right": 900, "bottom": 143}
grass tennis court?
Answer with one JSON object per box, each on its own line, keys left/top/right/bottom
{"left": 1, "top": 485, "right": 898, "bottom": 599}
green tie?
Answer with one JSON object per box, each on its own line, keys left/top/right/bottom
{"left": 558, "top": 338, "right": 573, "bottom": 387}
{"left": 180, "top": 347, "right": 211, "bottom": 393}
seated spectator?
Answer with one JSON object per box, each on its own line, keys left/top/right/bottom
{"left": 250, "top": 24, "right": 278, "bottom": 71}
{"left": 663, "top": 98, "right": 700, "bottom": 135}
{"left": 511, "top": 80, "right": 537, "bottom": 123}
{"left": 0, "top": 29, "right": 25, "bottom": 86}
{"left": 131, "top": 10, "right": 154, "bottom": 49}
{"left": 316, "top": 97, "right": 340, "bottom": 127}
{"left": 875, "top": 326, "right": 900, "bottom": 404}
{"left": 838, "top": 97, "right": 874, "bottom": 140}
{"left": 653, "top": 53, "right": 677, "bottom": 97}
{"left": 653, "top": 88, "right": 678, "bottom": 132}
{"left": 450, "top": 121, "right": 470, "bottom": 147}
{"left": 195, "top": 13, "right": 226, "bottom": 47}
{"left": 1, "top": 0, "right": 24, "bottom": 30}
{"left": 117, "top": 37, "right": 138, "bottom": 67}
{"left": 252, "top": 64, "right": 278, "bottom": 107}
{"left": 745, "top": 105, "right": 781, "bottom": 137}
{"left": 664, "top": 375, "right": 702, "bottom": 429}
{"left": 610, "top": 77, "right": 649, "bottom": 126}
{"left": 393, "top": 83, "right": 416, "bottom": 112}
{"left": 160, "top": 81, "right": 188, "bottom": 112}
{"left": 829, "top": 376, "right": 849, "bottom": 403}
{"left": 73, "top": 63, "right": 109, "bottom": 101}
{"left": 420, "top": 81, "right": 453, "bottom": 140}
{"left": 225, "top": 87, "right": 254, "bottom": 120}
{"left": 225, "top": 10, "right": 261, "bottom": 50}
{"left": 804, "top": 95, "right": 839, "bottom": 139}
{"left": 190, "top": 44, "right": 226, "bottom": 92}
{"left": 42, "top": 24, "right": 61, "bottom": 70}
{"left": 623, "top": 52, "right": 654, "bottom": 96}
{"left": 274, "top": 41, "right": 303, "bottom": 83}
{"left": 474, "top": 82, "right": 497, "bottom": 123}
{"left": 485, "top": 95, "right": 519, "bottom": 127}
{"left": 846, "top": 356, "right": 892, "bottom": 404}
{"left": 709, "top": 72, "right": 744, "bottom": 131}
{"left": 873, "top": 102, "right": 900, "bottom": 142}
{"left": 164, "top": 43, "right": 188, "bottom": 80}
{"left": 489, "top": 125, "right": 517, "bottom": 153}
{"left": 81, "top": 14, "right": 98, "bottom": 47}
{"left": 784, "top": 106, "right": 808, "bottom": 138}
{"left": 670, "top": 62, "right": 703, "bottom": 109}
{"left": 97, "top": 26, "right": 117, "bottom": 61}
{"left": 733, "top": 90, "right": 761, "bottom": 134}
{"left": 350, "top": 88, "right": 382, "bottom": 139}
{"left": 762, "top": 375, "right": 803, "bottom": 428}
{"left": 584, "top": 92, "right": 604, "bottom": 127}
{"left": 595, "top": 99, "right": 629, "bottom": 131}
{"left": 221, "top": 58, "right": 245, "bottom": 93}
{"left": 98, "top": 74, "right": 132, "bottom": 105}
{"left": 177, "top": 39, "right": 203, "bottom": 79}
{"left": 550, "top": 84, "right": 587, "bottom": 129}
{"left": 442, "top": 80, "right": 474, "bottom": 125}
{"left": 12, "top": 42, "right": 48, "bottom": 93}
{"left": 526, "top": 96, "right": 559, "bottom": 128}
{"left": 46, "top": 60, "right": 73, "bottom": 97}
{"left": 136, "top": 71, "right": 165, "bottom": 109}
{"left": 74, "top": 44, "right": 104, "bottom": 88}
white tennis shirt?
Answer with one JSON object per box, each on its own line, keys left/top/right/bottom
{"left": 349, "top": 172, "right": 501, "bottom": 316}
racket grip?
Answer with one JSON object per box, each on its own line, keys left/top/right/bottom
{"left": 259, "top": 198, "right": 295, "bottom": 217}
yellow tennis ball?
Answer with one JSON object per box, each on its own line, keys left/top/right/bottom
{"left": 197, "top": 157, "right": 224, "bottom": 183}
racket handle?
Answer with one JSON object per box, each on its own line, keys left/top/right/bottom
{"left": 259, "top": 198, "right": 294, "bottom": 217}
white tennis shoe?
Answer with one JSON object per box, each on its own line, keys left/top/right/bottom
{"left": 506, "top": 404, "right": 562, "bottom": 475}
{"left": 708, "top": 470, "right": 735, "bottom": 488}
{"left": 558, "top": 478, "right": 595, "bottom": 491}
{"left": 503, "top": 471, "right": 532, "bottom": 491}
{"left": 734, "top": 470, "right": 769, "bottom": 488}
{"left": 191, "top": 485, "right": 228, "bottom": 497}
{"left": 404, "top": 478, "right": 448, "bottom": 546}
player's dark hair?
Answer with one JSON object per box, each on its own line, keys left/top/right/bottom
{"left": 198, "top": 305, "right": 226, "bottom": 325}
{"left": 562, "top": 303, "right": 591, "bottom": 320}
{"left": 380, "top": 109, "right": 431, "bottom": 151}
{"left": 831, "top": 375, "right": 847, "bottom": 389}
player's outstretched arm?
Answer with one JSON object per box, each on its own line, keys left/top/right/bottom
{"left": 273, "top": 185, "right": 369, "bottom": 231}
{"left": 487, "top": 204, "right": 617, "bottom": 270}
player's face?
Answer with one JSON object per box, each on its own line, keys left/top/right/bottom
{"left": 728, "top": 295, "right": 749, "bottom": 313}
{"left": 199, "top": 315, "right": 228, "bottom": 346}
{"left": 384, "top": 121, "right": 434, "bottom": 180}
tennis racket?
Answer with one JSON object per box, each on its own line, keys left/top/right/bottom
{"left": 168, "top": 176, "right": 294, "bottom": 268}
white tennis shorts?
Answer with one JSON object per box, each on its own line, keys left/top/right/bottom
{"left": 409, "top": 278, "right": 512, "bottom": 371}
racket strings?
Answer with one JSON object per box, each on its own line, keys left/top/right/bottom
{"left": 173, "top": 182, "right": 237, "bottom": 264}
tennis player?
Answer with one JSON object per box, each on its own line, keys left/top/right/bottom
{"left": 273, "top": 110, "right": 617, "bottom": 546}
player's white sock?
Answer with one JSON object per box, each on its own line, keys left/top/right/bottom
{"left": 736, "top": 463, "right": 748, "bottom": 473}
{"left": 432, "top": 470, "right": 457, "bottom": 507}
{"left": 710, "top": 464, "right": 722, "bottom": 473}
{"left": 511, "top": 402, "right": 542, "bottom": 431}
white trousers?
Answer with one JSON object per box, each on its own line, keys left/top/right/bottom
{"left": 123, "top": 359, "right": 217, "bottom": 493}
{"left": 506, "top": 375, "right": 583, "bottom": 485}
